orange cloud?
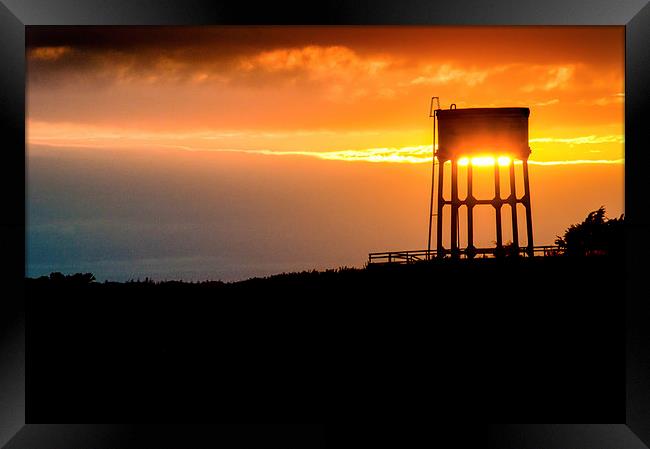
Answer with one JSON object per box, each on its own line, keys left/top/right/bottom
{"left": 529, "top": 135, "right": 623, "bottom": 144}
{"left": 27, "top": 119, "right": 624, "bottom": 166}
{"left": 533, "top": 98, "right": 560, "bottom": 106}
{"left": 522, "top": 65, "right": 575, "bottom": 92}
{"left": 26, "top": 27, "right": 624, "bottom": 154}
{"left": 239, "top": 45, "right": 391, "bottom": 80}
{"left": 410, "top": 64, "right": 496, "bottom": 87}
{"left": 579, "top": 93, "right": 625, "bottom": 106}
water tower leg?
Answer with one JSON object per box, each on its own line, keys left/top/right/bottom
{"left": 494, "top": 164, "right": 503, "bottom": 256}
{"left": 450, "top": 160, "right": 459, "bottom": 258}
{"left": 436, "top": 159, "right": 445, "bottom": 258}
{"left": 467, "top": 164, "right": 475, "bottom": 258}
{"left": 509, "top": 161, "right": 519, "bottom": 251}
{"left": 523, "top": 159, "right": 534, "bottom": 257}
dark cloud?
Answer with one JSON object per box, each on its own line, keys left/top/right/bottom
{"left": 25, "top": 26, "right": 376, "bottom": 87}
{"left": 27, "top": 26, "right": 294, "bottom": 51}
{"left": 26, "top": 26, "right": 624, "bottom": 90}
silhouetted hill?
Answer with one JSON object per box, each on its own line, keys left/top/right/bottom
{"left": 26, "top": 255, "right": 625, "bottom": 423}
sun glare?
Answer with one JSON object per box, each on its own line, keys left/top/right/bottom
{"left": 472, "top": 156, "right": 496, "bottom": 166}
{"left": 456, "top": 156, "right": 512, "bottom": 167}
{"left": 497, "top": 156, "right": 512, "bottom": 166}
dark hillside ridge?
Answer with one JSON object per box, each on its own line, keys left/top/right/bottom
{"left": 27, "top": 255, "right": 624, "bottom": 422}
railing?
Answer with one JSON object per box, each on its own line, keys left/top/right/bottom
{"left": 368, "top": 245, "right": 563, "bottom": 265}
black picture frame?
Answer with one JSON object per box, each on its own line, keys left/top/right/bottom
{"left": 1, "top": 0, "right": 649, "bottom": 447}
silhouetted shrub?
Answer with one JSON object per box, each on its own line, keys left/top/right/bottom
{"left": 48, "top": 272, "right": 66, "bottom": 282}
{"left": 46, "top": 272, "right": 96, "bottom": 284}
{"left": 502, "top": 241, "right": 520, "bottom": 258}
{"left": 555, "top": 206, "right": 624, "bottom": 257}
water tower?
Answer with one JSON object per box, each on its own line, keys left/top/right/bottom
{"left": 427, "top": 104, "right": 534, "bottom": 258}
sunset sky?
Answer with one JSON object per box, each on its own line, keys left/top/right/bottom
{"left": 26, "top": 26, "right": 624, "bottom": 281}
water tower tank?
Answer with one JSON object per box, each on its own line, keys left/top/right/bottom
{"left": 436, "top": 107, "right": 531, "bottom": 160}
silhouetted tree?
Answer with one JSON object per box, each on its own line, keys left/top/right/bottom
{"left": 492, "top": 241, "right": 519, "bottom": 258}
{"left": 47, "top": 272, "right": 96, "bottom": 284}
{"left": 502, "top": 241, "right": 520, "bottom": 258}
{"left": 555, "top": 206, "right": 624, "bottom": 257}
{"left": 48, "top": 272, "right": 66, "bottom": 282}
{"left": 70, "top": 272, "right": 96, "bottom": 284}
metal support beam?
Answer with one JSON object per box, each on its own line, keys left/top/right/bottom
{"left": 494, "top": 163, "right": 503, "bottom": 251}
{"left": 509, "top": 161, "right": 519, "bottom": 249}
{"left": 523, "top": 159, "right": 534, "bottom": 257}
{"left": 450, "top": 159, "right": 459, "bottom": 257}
{"left": 436, "top": 159, "right": 445, "bottom": 258}
{"left": 467, "top": 164, "right": 475, "bottom": 258}
{"left": 433, "top": 156, "right": 534, "bottom": 260}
